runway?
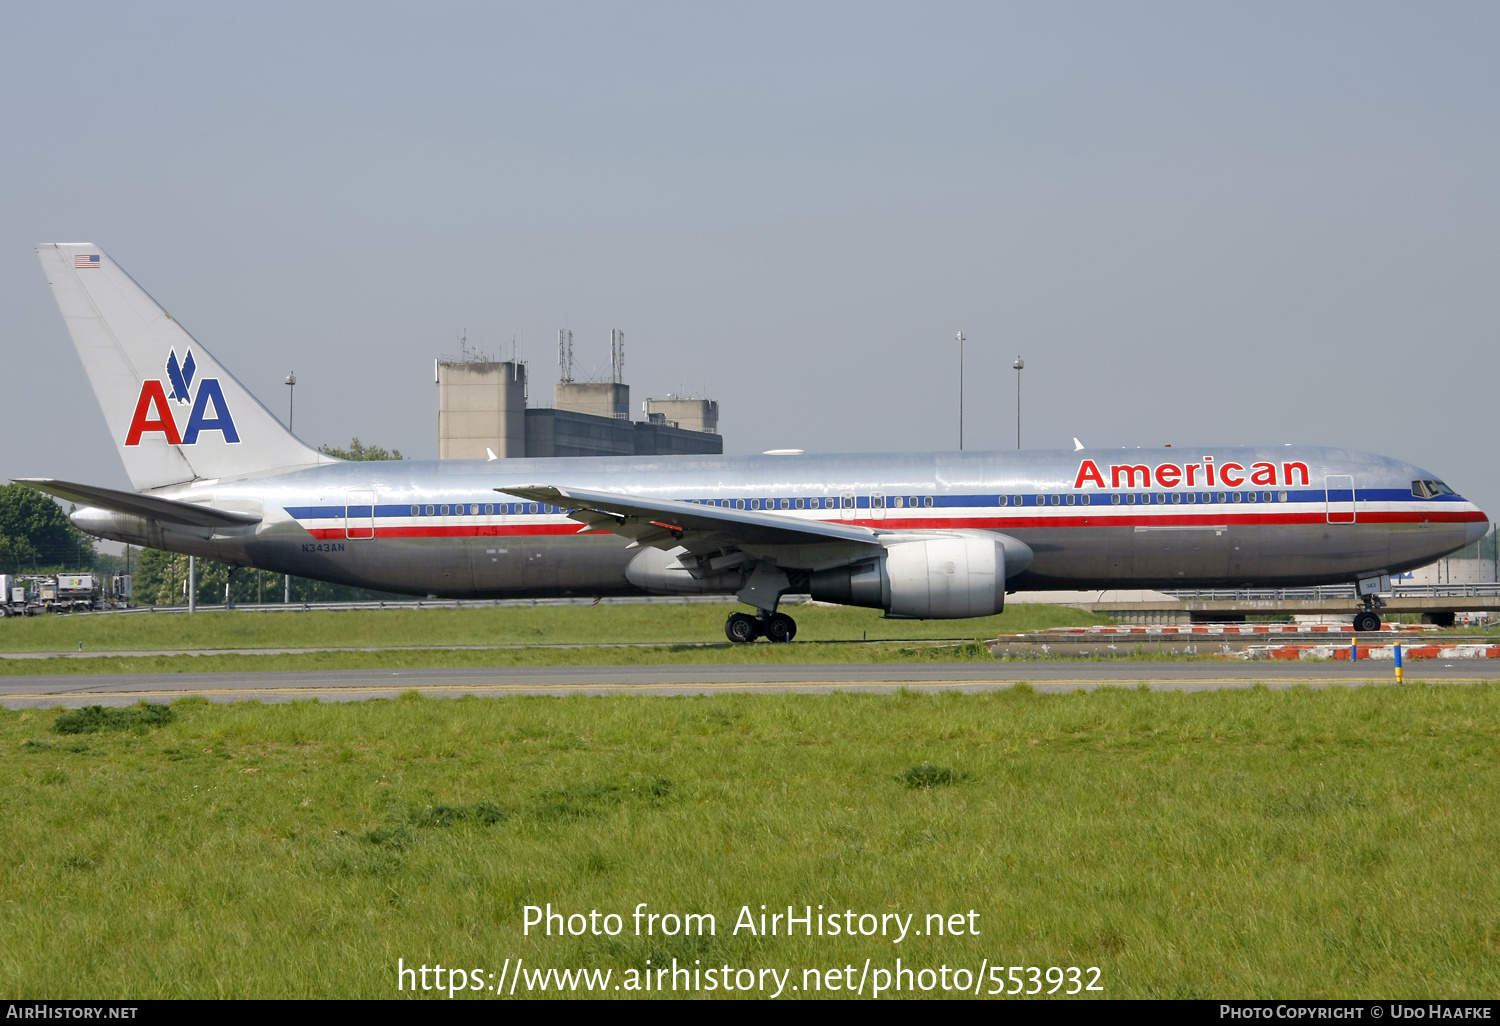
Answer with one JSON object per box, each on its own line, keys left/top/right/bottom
{"left": 1, "top": 661, "right": 1495, "bottom": 707}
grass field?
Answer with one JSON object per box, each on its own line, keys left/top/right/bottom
{"left": 0, "top": 639, "right": 1018, "bottom": 677}
{"left": 4, "top": 684, "right": 1498, "bottom": 998}
{"left": 0, "top": 602, "right": 1101, "bottom": 654}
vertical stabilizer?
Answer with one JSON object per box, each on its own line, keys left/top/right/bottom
{"left": 36, "top": 244, "right": 333, "bottom": 490}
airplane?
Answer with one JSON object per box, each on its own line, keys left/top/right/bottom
{"left": 19, "top": 243, "right": 1489, "bottom": 640}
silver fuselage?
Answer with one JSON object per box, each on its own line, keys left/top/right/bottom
{"left": 72, "top": 446, "right": 1488, "bottom": 600}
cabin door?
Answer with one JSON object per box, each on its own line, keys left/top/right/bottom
{"left": 1325, "top": 475, "right": 1355, "bottom": 525}
{"left": 345, "top": 490, "right": 376, "bottom": 540}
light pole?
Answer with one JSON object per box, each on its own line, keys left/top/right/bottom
{"left": 955, "top": 331, "right": 966, "bottom": 450}
{"left": 285, "top": 371, "right": 297, "bottom": 432}
{"left": 1013, "top": 356, "right": 1024, "bottom": 449}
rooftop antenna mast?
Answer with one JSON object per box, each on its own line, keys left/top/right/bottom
{"left": 611, "top": 328, "right": 625, "bottom": 384}
{"left": 558, "top": 329, "right": 573, "bottom": 383}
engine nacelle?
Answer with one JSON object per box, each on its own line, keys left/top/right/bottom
{"left": 811, "top": 533, "right": 1027, "bottom": 619}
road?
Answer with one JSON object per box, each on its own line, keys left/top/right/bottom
{"left": 2, "top": 661, "right": 1495, "bottom": 707}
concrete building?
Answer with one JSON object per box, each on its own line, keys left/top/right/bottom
{"left": 436, "top": 359, "right": 527, "bottom": 460}
{"left": 555, "top": 381, "right": 630, "bottom": 421}
{"left": 524, "top": 408, "right": 637, "bottom": 458}
{"left": 644, "top": 396, "right": 719, "bottom": 434}
{"left": 437, "top": 353, "right": 722, "bottom": 459}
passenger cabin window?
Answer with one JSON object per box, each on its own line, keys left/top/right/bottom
{"left": 842, "top": 495, "right": 855, "bottom": 509}
{"left": 795, "top": 498, "right": 805, "bottom": 509}
{"left": 923, "top": 496, "right": 934, "bottom": 507}
{"left": 1278, "top": 491, "right": 1288, "bottom": 502}
{"left": 411, "top": 505, "right": 419, "bottom": 516}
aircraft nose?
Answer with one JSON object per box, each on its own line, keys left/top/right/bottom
{"left": 1466, "top": 519, "right": 1490, "bottom": 547}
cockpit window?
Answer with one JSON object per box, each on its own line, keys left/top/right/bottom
{"left": 1412, "top": 479, "right": 1456, "bottom": 498}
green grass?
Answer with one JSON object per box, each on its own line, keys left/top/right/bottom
{"left": 0, "top": 602, "right": 1102, "bottom": 653}
{"left": 0, "top": 641, "right": 1013, "bottom": 677}
{"left": 3, "top": 684, "right": 1498, "bottom": 998}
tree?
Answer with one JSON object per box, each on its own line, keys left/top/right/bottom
{"left": 318, "top": 437, "right": 406, "bottom": 461}
{"left": 130, "top": 547, "right": 408, "bottom": 606}
{"left": 0, "top": 484, "right": 96, "bottom": 574}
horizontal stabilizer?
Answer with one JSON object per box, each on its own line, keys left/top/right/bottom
{"left": 13, "top": 479, "right": 261, "bottom": 528}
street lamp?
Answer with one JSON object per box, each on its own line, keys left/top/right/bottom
{"left": 1012, "top": 356, "right": 1024, "bottom": 449}
{"left": 955, "top": 331, "right": 966, "bottom": 451}
{"left": 284, "top": 371, "right": 297, "bottom": 432}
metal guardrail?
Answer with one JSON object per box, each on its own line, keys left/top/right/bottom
{"left": 55, "top": 594, "right": 771, "bottom": 615}
{"left": 1166, "top": 584, "right": 1500, "bottom": 601}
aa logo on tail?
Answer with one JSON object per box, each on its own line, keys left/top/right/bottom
{"left": 125, "top": 349, "right": 239, "bottom": 446}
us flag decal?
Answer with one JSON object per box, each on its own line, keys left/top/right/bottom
{"left": 75, "top": 254, "right": 100, "bottom": 268}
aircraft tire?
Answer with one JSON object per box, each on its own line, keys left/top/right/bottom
{"left": 764, "top": 613, "right": 797, "bottom": 643}
{"left": 1352, "top": 611, "right": 1382, "bottom": 633}
{"left": 725, "top": 613, "right": 761, "bottom": 643}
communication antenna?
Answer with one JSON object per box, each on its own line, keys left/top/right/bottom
{"left": 610, "top": 329, "right": 625, "bottom": 384}
{"left": 558, "top": 329, "right": 573, "bottom": 383}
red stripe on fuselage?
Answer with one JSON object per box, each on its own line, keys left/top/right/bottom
{"left": 301, "top": 507, "right": 1482, "bottom": 541}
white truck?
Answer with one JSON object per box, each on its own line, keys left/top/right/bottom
{"left": 0, "top": 573, "right": 132, "bottom": 616}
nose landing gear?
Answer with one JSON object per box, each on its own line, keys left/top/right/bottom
{"left": 1352, "top": 609, "right": 1382, "bottom": 633}
{"left": 724, "top": 610, "right": 797, "bottom": 643}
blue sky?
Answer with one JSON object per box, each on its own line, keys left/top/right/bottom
{"left": 2, "top": 2, "right": 1496, "bottom": 517}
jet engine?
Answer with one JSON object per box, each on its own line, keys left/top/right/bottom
{"left": 810, "top": 532, "right": 1031, "bottom": 619}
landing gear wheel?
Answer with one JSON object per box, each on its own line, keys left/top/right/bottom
{"left": 1352, "top": 611, "right": 1382, "bottom": 633}
{"left": 725, "top": 612, "right": 761, "bottom": 644}
{"left": 764, "top": 612, "right": 797, "bottom": 643}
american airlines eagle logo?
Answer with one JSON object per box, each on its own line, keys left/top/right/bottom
{"left": 124, "top": 348, "right": 240, "bottom": 446}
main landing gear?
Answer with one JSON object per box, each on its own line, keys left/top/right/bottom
{"left": 725, "top": 610, "right": 798, "bottom": 644}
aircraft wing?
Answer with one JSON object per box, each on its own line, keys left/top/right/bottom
{"left": 500, "top": 484, "right": 882, "bottom": 554}
{"left": 13, "top": 478, "right": 262, "bottom": 528}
